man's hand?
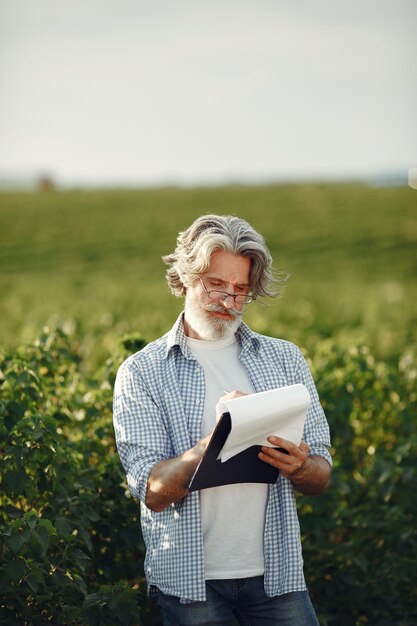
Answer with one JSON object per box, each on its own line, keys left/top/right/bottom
{"left": 145, "top": 433, "right": 212, "bottom": 512}
{"left": 258, "top": 436, "right": 331, "bottom": 495}
{"left": 216, "top": 390, "right": 248, "bottom": 421}
{"left": 147, "top": 391, "right": 249, "bottom": 512}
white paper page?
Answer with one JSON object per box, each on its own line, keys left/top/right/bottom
{"left": 216, "top": 384, "right": 311, "bottom": 462}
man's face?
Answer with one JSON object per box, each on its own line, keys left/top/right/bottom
{"left": 183, "top": 250, "right": 251, "bottom": 341}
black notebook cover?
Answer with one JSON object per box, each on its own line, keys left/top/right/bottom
{"left": 188, "top": 412, "right": 281, "bottom": 492}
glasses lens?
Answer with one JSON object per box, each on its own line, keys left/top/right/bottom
{"left": 235, "top": 295, "right": 252, "bottom": 304}
{"left": 208, "top": 291, "right": 252, "bottom": 304}
{"left": 209, "top": 290, "right": 229, "bottom": 300}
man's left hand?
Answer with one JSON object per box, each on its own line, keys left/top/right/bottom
{"left": 258, "top": 436, "right": 331, "bottom": 495}
{"left": 259, "top": 436, "right": 310, "bottom": 479}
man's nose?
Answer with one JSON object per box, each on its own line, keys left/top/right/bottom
{"left": 221, "top": 293, "right": 236, "bottom": 308}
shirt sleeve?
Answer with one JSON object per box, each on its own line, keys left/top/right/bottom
{"left": 113, "top": 357, "right": 173, "bottom": 503}
{"left": 292, "top": 346, "right": 333, "bottom": 467}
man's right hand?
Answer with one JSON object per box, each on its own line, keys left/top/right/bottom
{"left": 145, "top": 433, "right": 212, "bottom": 512}
{"left": 146, "top": 390, "right": 249, "bottom": 512}
{"left": 216, "top": 389, "right": 248, "bottom": 421}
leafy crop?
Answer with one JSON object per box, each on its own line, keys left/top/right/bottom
{"left": 1, "top": 327, "right": 416, "bottom": 624}
{"left": 0, "top": 329, "right": 153, "bottom": 625}
{"left": 301, "top": 341, "right": 417, "bottom": 625}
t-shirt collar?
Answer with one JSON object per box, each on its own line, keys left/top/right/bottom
{"left": 165, "top": 312, "right": 259, "bottom": 359}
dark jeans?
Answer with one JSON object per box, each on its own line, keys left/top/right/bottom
{"left": 152, "top": 576, "right": 319, "bottom": 625}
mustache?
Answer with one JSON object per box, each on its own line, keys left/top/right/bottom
{"left": 203, "top": 302, "right": 244, "bottom": 318}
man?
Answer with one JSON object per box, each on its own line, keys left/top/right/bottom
{"left": 113, "top": 214, "right": 332, "bottom": 625}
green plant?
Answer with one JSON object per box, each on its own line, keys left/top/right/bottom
{"left": 1, "top": 327, "right": 416, "bottom": 624}
{"left": 300, "top": 340, "right": 417, "bottom": 625}
{"left": 0, "top": 328, "right": 155, "bottom": 625}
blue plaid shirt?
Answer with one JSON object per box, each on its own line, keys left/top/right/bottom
{"left": 113, "top": 314, "right": 332, "bottom": 602}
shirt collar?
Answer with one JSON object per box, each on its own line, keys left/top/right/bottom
{"left": 235, "top": 321, "right": 260, "bottom": 354}
{"left": 165, "top": 312, "right": 260, "bottom": 359}
{"left": 165, "top": 312, "right": 191, "bottom": 359}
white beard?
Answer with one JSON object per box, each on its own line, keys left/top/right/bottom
{"left": 184, "top": 290, "right": 243, "bottom": 341}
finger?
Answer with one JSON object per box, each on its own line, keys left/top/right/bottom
{"left": 260, "top": 446, "right": 294, "bottom": 466}
{"left": 258, "top": 448, "right": 284, "bottom": 469}
{"left": 267, "top": 436, "right": 310, "bottom": 457}
{"left": 299, "top": 440, "right": 310, "bottom": 454}
{"left": 227, "top": 390, "right": 248, "bottom": 399}
{"left": 259, "top": 445, "right": 308, "bottom": 477}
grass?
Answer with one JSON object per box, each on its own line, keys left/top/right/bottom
{"left": 1, "top": 182, "right": 416, "bottom": 364}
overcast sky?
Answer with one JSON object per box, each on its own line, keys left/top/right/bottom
{"left": 0, "top": 0, "right": 416, "bottom": 186}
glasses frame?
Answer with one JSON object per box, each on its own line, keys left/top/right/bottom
{"left": 198, "top": 276, "right": 256, "bottom": 305}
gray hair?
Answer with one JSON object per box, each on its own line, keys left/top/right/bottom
{"left": 162, "top": 214, "right": 285, "bottom": 298}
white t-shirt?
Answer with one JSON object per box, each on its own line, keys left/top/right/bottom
{"left": 186, "top": 334, "right": 268, "bottom": 580}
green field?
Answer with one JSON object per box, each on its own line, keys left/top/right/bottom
{"left": 1, "top": 182, "right": 416, "bottom": 362}
{"left": 1, "top": 182, "right": 417, "bottom": 624}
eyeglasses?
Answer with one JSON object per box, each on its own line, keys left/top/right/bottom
{"left": 198, "top": 276, "right": 256, "bottom": 305}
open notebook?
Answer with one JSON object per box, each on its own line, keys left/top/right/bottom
{"left": 189, "top": 383, "right": 310, "bottom": 492}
